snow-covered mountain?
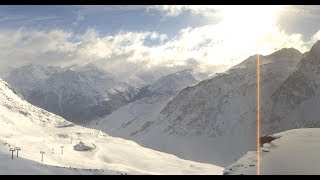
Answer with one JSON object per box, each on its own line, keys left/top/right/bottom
{"left": 5, "top": 64, "right": 62, "bottom": 98}
{"left": 5, "top": 64, "right": 140, "bottom": 124}
{"left": 146, "top": 69, "right": 198, "bottom": 93}
{"left": 90, "top": 47, "right": 303, "bottom": 167}
{"left": 161, "top": 47, "right": 302, "bottom": 137}
{"left": 133, "top": 69, "right": 207, "bottom": 99}
{"left": 0, "top": 78, "right": 223, "bottom": 175}
{"left": 5, "top": 63, "right": 209, "bottom": 125}
{"left": 88, "top": 69, "right": 208, "bottom": 140}
{"left": 265, "top": 41, "right": 320, "bottom": 134}
{"left": 224, "top": 128, "right": 320, "bottom": 175}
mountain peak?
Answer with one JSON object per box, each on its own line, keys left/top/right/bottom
{"left": 309, "top": 40, "right": 320, "bottom": 56}
{"left": 268, "top": 47, "right": 302, "bottom": 58}
{"left": 176, "top": 69, "right": 193, "bottom": 74}
{"left": 148, "top": 69, "right": 198, "bottom": 93}
{"left": 231, "top": 48, "right": 302, "bottom": 70}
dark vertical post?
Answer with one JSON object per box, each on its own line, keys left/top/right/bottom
{"left": 15, "top": 147, "right": 21, "bottom": 157}
{"left": 40, "top": 151, "right": 45, "bottom": 162}
{"left": 60, "top": 146, "right": 64, "bottom": 155}
{"left": 10, "top": 148, "right": 15, "bottom": 159}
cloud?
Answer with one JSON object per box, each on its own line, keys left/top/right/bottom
{"left": 0, "top": 6, "right": 319, "bottom": 81}
{"left": 311, "top": 30, "right": 320, "bottom": 42}
{"left": 0, "top": 13, "right": 59, "bottom": 27}
{"left": 147, "top": 5, "right": 222, "bottom": 17}
{"left": 0, "top": 15, "right": 26, "bottom": 23}
{"left": 282, "top": 5, "right": 320, "bottom": 18}
{"left": 0, "top": 28, "right": 74, "bottom": 70}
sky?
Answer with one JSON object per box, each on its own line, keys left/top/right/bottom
{"left": 0, "top": 5, "right": 320, "bottom": 77}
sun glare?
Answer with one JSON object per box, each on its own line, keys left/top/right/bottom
{"left": 219, "top": 5, "right": 285, "bottom": 39}
{"left": 202, "top": 5, "right": 288, "bottom": 65}
{"left": 221, "top": 5, "right": 285, "bottom": 26}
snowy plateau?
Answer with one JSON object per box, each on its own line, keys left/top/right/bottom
{"left": 224, "top": 128, "right": 320, "bottom": 175}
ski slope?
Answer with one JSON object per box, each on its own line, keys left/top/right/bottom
{"left": 0, "top": 79, "right": 223, "bottom": 175}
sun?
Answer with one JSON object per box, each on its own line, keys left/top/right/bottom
{"left": 220, "top": 5, "right": 285, "bottom": 27}
{"left": 218, "top": 5, "right": 286, "bottom": 40}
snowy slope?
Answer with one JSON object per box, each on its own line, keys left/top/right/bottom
{"left": 5, "top": 64, "right": 62, "bottom": 98}
{"left": 133, "top": 69, "right": 207, "bottom": 100}
{"left": 224, "top": 128, "right": 320, "bottom": 175}
{"left": 160, "top": 48, "right": 301, "bottom": 138}
{"left": 88, "top": 69, "right": 208, "bottom": 143}
{"left": 0, "top": 144, "right": 125, "bottom": 175}
{"left": 6, "top": 64, "right": 207, "bottom": 126}
{"left": 266, "top": 41, "right": 320, "bottom": 134}
{"left": 145, "top": 69, "right": 206, "bottom": 94}
{"left": 152, "top": 48, "right": 302, "bottom": 166}
{"left": 15, "top": 65, "right": 140, "bottom": 124}
{"left": 0, "top": 79, "right": 223, "bottom": 175}
{"left": 90, "top": 48, "right": 302, "bottom": 167}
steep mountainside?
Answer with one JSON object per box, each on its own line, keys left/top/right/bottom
{"left": 264, "top": 41, "right": 320, "bottom": 134}
{"left": 5, "top": 64, "right": 62, "bottom": 98}
{"left": 0, "top": 78, "right": 223, "bottom": 175}
{"left": 6, "top": 64, "right": 140, "bottom": 124}
{"left": 88, "top": 69, "right": 208, "bottom": 140}
{"left": 91, "top": 47, "right": 303, "bottom": 167}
